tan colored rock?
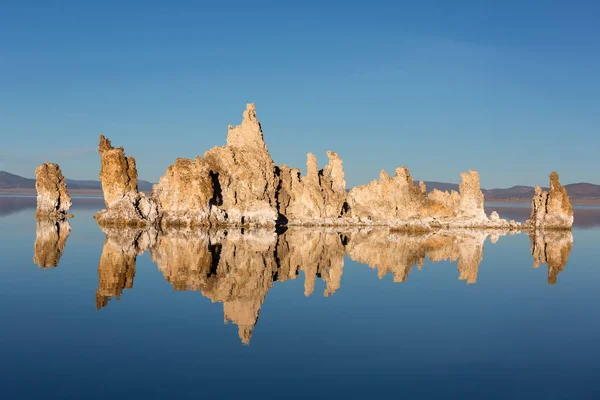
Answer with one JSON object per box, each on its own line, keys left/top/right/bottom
{"left": 35, "top": 163, "right": 72, "bottom": 218}
{"left": 152, "top": 157, "right": 224, "bottom": 228}
{"left": 277, "top": 152, "right": 348, "bottom": 223}
{"left": 457, "top": 170, "right": 486, "bottom": 219}
{"left": 530, "top": 230, "right": 573, "bottom": 284}
{"left": 94, "top": 135, "right": 159, "bottom": 227}
{"left": 348, "top": 167, "right": 426, "bottom": 222}
{"left": 33, "top": 219, "right": 71, "bottom": 268}
{"left": 89, "top": 103, "right": 533, "bottom": 230}
{"left": 202, "top": 104, "right": 279, "bottom": 226}
{"left": 226, "top": 103, "right": 268, "bottom": 152}
{"left": 526, "top": 172, "right": 574, "bottom": 230}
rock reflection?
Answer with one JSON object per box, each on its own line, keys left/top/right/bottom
{"left": 85, "top": 226, "right": 574, "bottom": 343}
{"left": 151, "top": 229, "right": 277, "bottom": 344}
{"left": 346, "top": 229, "right": 493, "bottom": 284}
{"left": 33, "top": 219, "right": 71, "bottom": 268}
{"left": 530, "top": 230, "right": 574, "bottom": 285}
{"left": 96, "top": 227, "right": 157, "bottom": 309}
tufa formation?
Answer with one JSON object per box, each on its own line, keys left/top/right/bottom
{"left": 35, "top": 163, "right": 72, "bottom": 219}
{"left": 526, "top": 172, "right": 574, "bottom": 230}
{"left": 92, "top": 104, "right": 572, "bottom": 230}
{"left": 94, "top": 135, "right": 159, "bottom": 227}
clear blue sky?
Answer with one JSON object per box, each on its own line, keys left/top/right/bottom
{"left": 1, "top": 1, "right": 598, "bottom": 188}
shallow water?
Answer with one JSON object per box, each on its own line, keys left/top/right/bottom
{"left": 1, "top": 197, "right": 599, "bottom": 399}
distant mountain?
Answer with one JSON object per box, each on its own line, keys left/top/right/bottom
{"left": 0, "top": 171, "right": 154, "bottom": 191}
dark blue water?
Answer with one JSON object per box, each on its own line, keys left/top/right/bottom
{"left": 1, "top": 197, "right": 599, "bottom": 399}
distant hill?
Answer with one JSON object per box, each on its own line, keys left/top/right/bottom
{"left": 0, "top": 171, "right": 154, "bottom": 191}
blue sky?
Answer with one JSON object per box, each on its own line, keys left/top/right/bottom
{"left": 1, "top": 1, "right": 598, "bottom": 188}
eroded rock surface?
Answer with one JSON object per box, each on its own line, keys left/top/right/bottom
{"left": 35, "top": 163, "right": 72, "bottom": 218}
{"left": 152, "top": 157, "right": 222, "bottom": 228}
{"left": 277, "top": 151, "right": 348, "bottom": 224}
{"left": 33, "top": 219, "right": 71, "bottom": 268}
{"left": 347, "top": 167, "right": 519, "bottom": 230}
{"left": 202, "top": 104, "right": 279, "bottom": 226}
{"left": 526, "top": 172, "right": 574, "bottom": 230}
{"left": 94, "top": 135, "right": 159, "bottom": 227}
{"left": 91, "top": 104, "right": 568, "bottom": 230}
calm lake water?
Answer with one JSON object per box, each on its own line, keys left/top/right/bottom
{"left": 1, "top": 196, "right": 599, "bottom": 399}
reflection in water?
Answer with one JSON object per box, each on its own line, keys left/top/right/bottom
{"left": 95, "top": 227, "right": 157, "bottom": 309}
{"left": 35, "top": 224, "right": 574, "bottom": 343}
{"left": 33, "top": 219, "right": 71, "bottom": 268}
{"left": 151, "top": 229, "right": 277, "bottom": 344}
{"left": 530, "top": 230, "right": 573, "bottom": 285}
{"left": 345, "top": 230, "right": 496, "bottom": 284}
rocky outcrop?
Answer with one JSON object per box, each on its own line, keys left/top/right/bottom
{"left": 202, "top": 104, "right": 279, "bottom": 226}
{"left": 94, "top": 135, "right": 159, "bottom": 227}
{"left": 347, "top": 167, "right": 426, "bottom": 222}
{"left": 35, "top": 163, "right": 72, "bottom": 219}
{"left": 152, "top": 157, "right": 222, "bottom": 228}
{"left": 347, "top": 167, "right": 519, "bottom": 230}
{"left": 150, "top": 104, "right": 278, "bottom": 228}
{"left": 91, "top": 104, "right": 567, "bottom": 230}
{"left": 33, "top": 219, "right": 71, "bottom": 268}
{"left": 277, "top": 151, "right": 348, "bottom": 224}
{"left": 526, "top": 172, "right": 574, "bottom": 230}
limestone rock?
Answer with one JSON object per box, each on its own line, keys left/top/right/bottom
{"left": 277, "top": 151, "right": 348, "bottom": 224}
{"left": 95, "top": 135, "right": 159, "bottom": 227}
{"left": 348, "top": 167, "right": 427, "bottom": 221}
{"left": 526, "top": 172, "right": 574, "bottom": 230}
{"left": 203, "top": 104, "right": 279, "bottom": 226}
{"left": 35, "top": 163, "right": 72, "bottom": 218}
{"left": 152, "top": 157, "right": 224, "bottom": 228}
{"left": 33, "top": 219, "right": 71, "bottom": 268}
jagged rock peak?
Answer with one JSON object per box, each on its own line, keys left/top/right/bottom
{"left": 458, "top": 169, "right": 486, "bottom": 219}
{"left": 226, "top": 103, "right": 268, "bottom": 152}
{"left": 97, "top": 134, "right": 139, "bottom": 207}
{"left": 152, "top": 156, "right": 225, "bottom": 228}
{"left": 323, "top": 151, "right": 346, "bottom": 194}
{"left": 95, "top": 135, "right": 159, "bottom": 227}
{"left": 527, "top": 171, "right": 573, "bottom": 230}
{"left": 35, "top": 163, "right": 72, "bottom": 219}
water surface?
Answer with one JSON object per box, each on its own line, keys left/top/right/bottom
{"left": 1, "top": 197, "right": 599, "bottom": 399}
